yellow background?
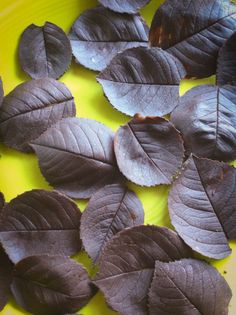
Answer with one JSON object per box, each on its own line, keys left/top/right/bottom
{"left": 0, "top": 0, "right": 235, "bottom": 314}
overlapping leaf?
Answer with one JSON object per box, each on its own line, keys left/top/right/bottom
{"left": 0, "top": 248, "right": 13, "bottom": 311}
{"left": 31, "top": 117, "right": 123, "bottom": 199}
{"left": 149, "top": 0, "right": 236, "bottom": 78}
{"left": 94, "top": 225, "right": 192, "bottom": 315}
{"left": 114, "top": 115, "right": 184, "bottom": 186}
{"left": 98, "top": 0, "right": 150, "bottom": 14}
{"left": 168, "top": 155, "right": 236, "bottom": 259}
{"left": 69, "top": 6, "right": 149, "bottom": 71}
{"left": 81, "top": 184, "right": 144, "bottom": 264}
{"left": 217, "top": 31, "right": 236, "bottom": 86}
{"left": 98, "top": 47, "right": 186, "bottom": 117}
{"left": 0, "top": 190, "right": 82, "bottom": 263}
{"left": 171, "top": 85, "right": 236, "bottom": 161}
{"left": 149, "top": 259, "right": 232, "bottom": 315}
{"left": 19, "top": 22, "right": 72, "bottom": 79}
{"left": 0, "top": 78, "right": 75, "bottom": 152}
{"left": 11, "top": 255, "right": 94, "bottom": 315}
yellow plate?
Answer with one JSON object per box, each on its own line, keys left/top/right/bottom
{"left": 0, "top": 0, "right": 235, "bottom": 314}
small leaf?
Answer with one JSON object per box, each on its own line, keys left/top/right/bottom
{"left": 98, "top": 47, "right": 186, "bottom": 117}
{"left": 217, "top": 31, "right": 236, "bottom": 86}
{"left": 0, "top": 78, "right": 75, "bottom": 152}
{"left": 11, "top": 255, "right": 95, "bottom": 315}
{"left": 171, "top": 85, "right": 236, "bottom": 162}
{"left": 0, "top": 189, "right": 82, "bottom": 263}
{"left": 149, "top": 259, "right": 232, "bottom": 315}
{"left": 114, "top": 115, "right": 184, "bottom": 187}
{"left": 80, "top": 183, "right": 144, "bottom": 264}
{"left": 0, "top": 77, "right": 3, "bottom": 107}
{"left": 168, "top": 155, "right": 236, "bottom": 259}
{"left": 69, "top": 6, "right": 149, "bottom": 71}
{"left": 31, "top": 117, "right": 124, "bottom": 199}
{"left": 0, "top": 248, "right": 13, "bottom": 311}
{"left": 94, "top": 225, "right": 192, "bottom": 315}
{"left": 149, "top": 0, "right": 236, "bottom": 78}
{"left": 19, "top": 22, "right": 72, "bottom": 79}
{"left": 98, "top": 0, "right": 150, "bottom": 14}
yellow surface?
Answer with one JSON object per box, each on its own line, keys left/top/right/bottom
{"left": 0, "top": 0, "right": 235, "bottom": 314}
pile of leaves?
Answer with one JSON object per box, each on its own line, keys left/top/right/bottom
{"left": 0, "top": 0, "right": 236, "bottom": 314}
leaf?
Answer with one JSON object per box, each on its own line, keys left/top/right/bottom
{"left": 0, "top": 192, "right": 5, "bottom": 210}
{"left": 171, "top": 85, "right": 236, "bottom": 162}
{"left": 217, "top": 31, "right": 236, "bottom": 86}
{"left": 97, "top": 0, "right": 150, "bottom": 14}
{"left": 98, "top": 47, "right": 186, "bottom": 117}
{"left": 68, "top": 6, "right": 149, "bottom": 71}
{"left": 168, "top": 155, "right": 236, "bottom": 259}
{"left": 80, "top": 183, "right": 144, "bottom": 264}
{"left": 0, "top": 78, "right": 76, "bottom": 152}
{"left": 114, "top": 115, "right": 184, "bottom": 187}
{"left": 148, "top": 259, "right": 232, "bottom": 315}
{"left": 11, "top": 255, "right": 95, "bottom": 315}
{"left": 0, "top": 189, "right": 82, "bottom": 263}
{"left": 31, "top": 117, "right": 124, "bottom": 199}
{"left": 19, "top": 22, "right": 72, "bottom": 79}
{"left": 0, "top": 248, "right": 13, "bottom": 311}
{"left": 149, "top": 0, "right": 236, "bottom": 78}
{"left": 94, "top": 225, "right": 192, "bottom": 315}
{"left": 0, "top": 77, "right": 3, "bottom": 107}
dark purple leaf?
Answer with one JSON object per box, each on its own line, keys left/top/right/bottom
{"left": 98, "top": 47, "right": 186, "bottom": 117}
{"left": 0, "top": 78, "right": 75, "bottom": 152}
{"left": 0, "top": 189, "right": 82, "bottom": 263}
{"left": 0, "top": 192, "right": 5, "bottom": 210}
{"left": 94, "top": 225, "right": 192, "bottom": 315}
{"left": 69, "top": 6, "right": 149, "bottom": 71}
{"left": 168, "top": 155, "right": 236, "bottom": 259}
{"left": 171, "top": 85, "right": 236, "bottom": 162}
{"left": 0, "top": 248, "right": 13, "bottom": 311}
{"left": 114, "top": 115, "right": 184, "bottom": 187}
{"left": 149, "top": 0, "right": 236, "bottom": 78}
{"left": 98, "top": 0, "right": 150, "bottom": 14}
{"left": 0, "top": 78, "right": 3, "bottom": 107}
{"left": 80, "top": 183, "right": 144, "bottom": 264}
{"left": 217, "top": 31, "right": 236, "bottom": 86}
{"left": 11, "top": 255, "right": 94, "bottom": 315}
{"left": 149, "top": 259, "right": 232, "bottom": 315}
{"left": 31, "top": 117, "right": 123, "bottom": 199}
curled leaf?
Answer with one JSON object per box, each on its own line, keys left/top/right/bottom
{"left": 19, "top": 22, "right": 72, "bottom": 79}
{"left": 0, "top": 189, "right": 82, "bottom": 263}
{"left": 80, "top": 183, "right": 144, "bottom": 264}
{"left": 11, "top": 255, "right": 94, "bottom": 315}
{"left": 0, "top": 78, "right": 76, "bottom": 152}
{"left": 31, "top": 118, "right": 123, "bottom": 199}
{"left": 168, "top": 155, "right": 236, "bottom": 259}
{"left": 98, "top": 0, "right": 150, "bottom": 14}
{"left": 149, "top": 259, "right": 232, "bottom": 315}
{"left": 114, "top": 115, "right": 184, "bottom": 187}
{"left": 0, "top": 248, "right": 13, "bottom": 311}
{"left": 98, "top": 47, "right": 186, "bottom": 117}
{"left": 171, "top": 85, "right": 236, "bottom": 162}
{"left": 94, "top": 225, "right": 192, "bottom": 315}
{"left": 149, "top": 0, "right": 236, "bottom": 78}
{"left": 69, "top": 6, "right": 149, "bottom": 71}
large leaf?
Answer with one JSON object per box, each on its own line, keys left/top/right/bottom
{"left": 168, "top": 155, "right": 236, "bottom": 259}
{"left": 171, "top": 85, "right": 236, "bottom": 162}
{"left": 31, "top": 117, "right": 123, "bottom": 199}
{"left": 0, "top": 78, "right": 75, "bottom": 152}
{"left": 19, "top": 22, "right": 72, "bottom": 79}
{"left": 98, "top": 47, "right": 186, "bottom": 117}
{"left": 114, "top": 115, "right": 184, "bottom": 186}
{"left": 11, "top": 255, "right": 94, "bottom": 315}
{"left": 149, "top": 259, "right": 232, "bottom": 315}
{"left": 69, "top": 6, "right": 149, "bottom": 71}
{"left": 0, "top": 190, "right": 82, "bottom": 263}
{"left": 94, "top": 225, "right": 192, "bottom": 315}
{"left": 98, "top": 0, "right": 150, "bottom": 14}
{"left": 149, "top": 0, "right": 236, "bottom": 78}
{"left": 217, "top": 31, "right": 236, "bottom": 86}
{"left": 80, "top": 183, "right": 144, "bottom": 264}
{"left": 0, "top": 248, "right": 13, "bottom": 311}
